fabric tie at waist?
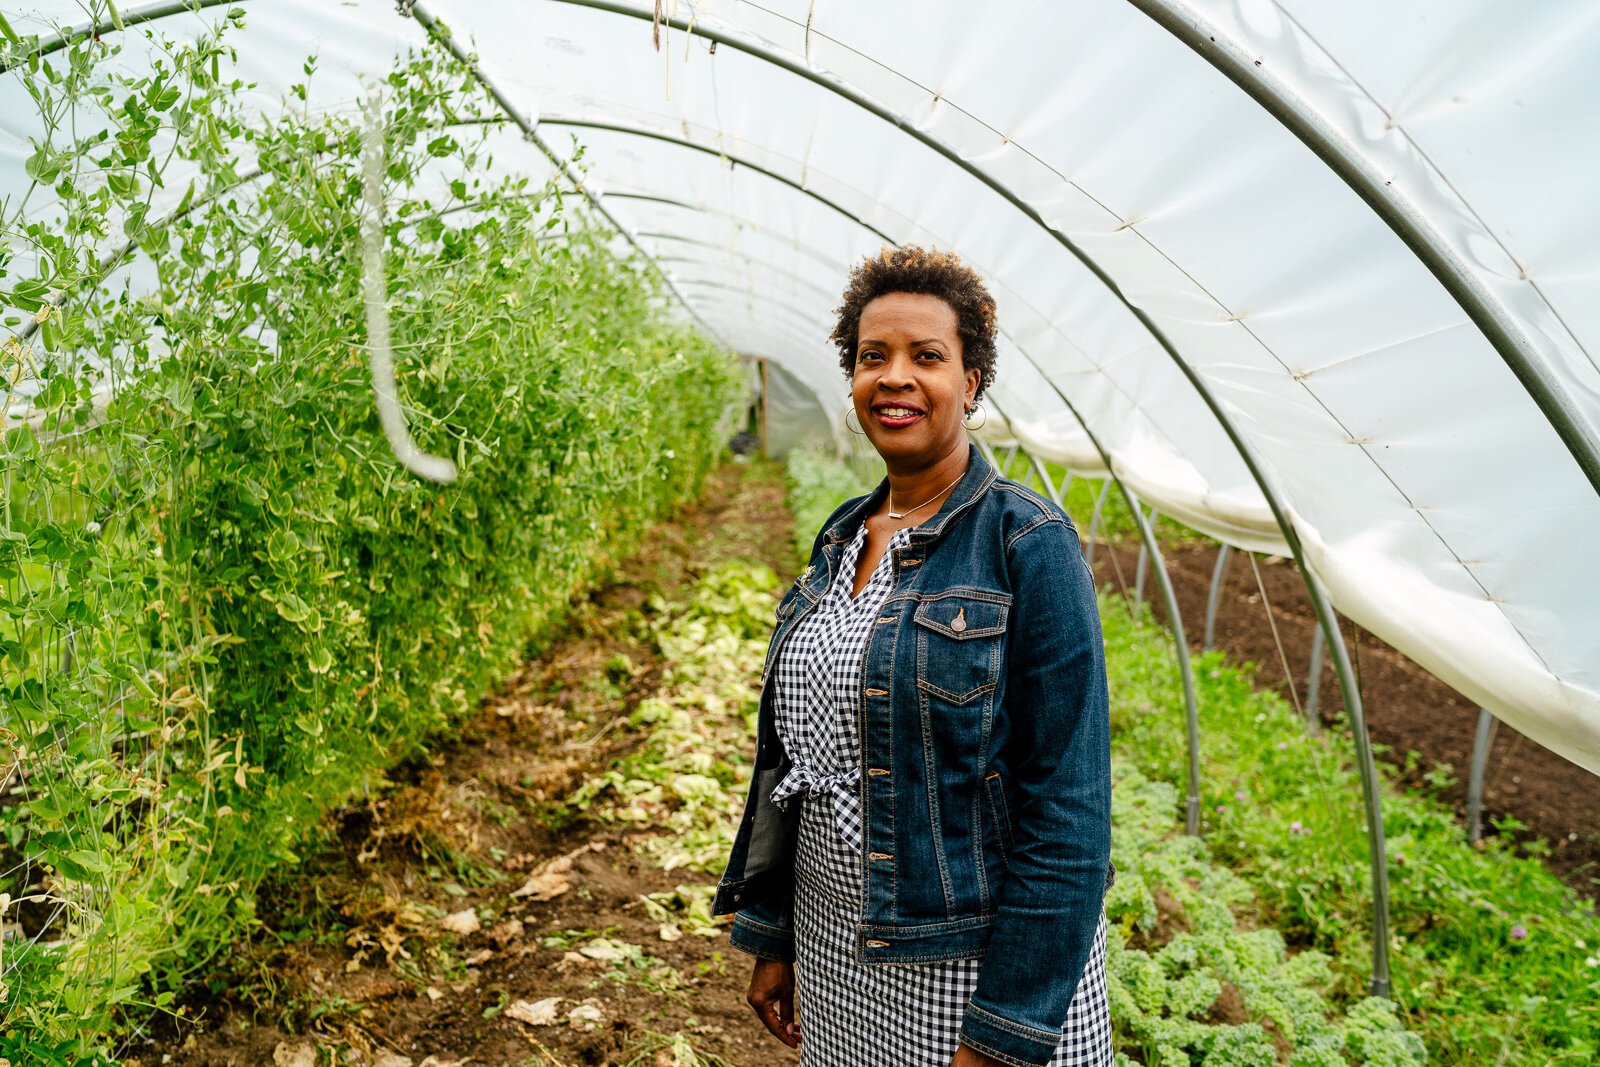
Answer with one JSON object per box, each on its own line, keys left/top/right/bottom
{"left": 771, "top": 763, "right": 863, "bottom": 849}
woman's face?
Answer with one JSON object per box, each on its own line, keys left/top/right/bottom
{"left": 851, "top": 292, "right": 980, "bottom": 469}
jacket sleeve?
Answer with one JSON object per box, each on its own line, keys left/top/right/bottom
{"left": 958, "top": 516, "right": 1112, "bottom": 1067}
{"left": 729, "top": 885, "right": 797, "bottom": 963}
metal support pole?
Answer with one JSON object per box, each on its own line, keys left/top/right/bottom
{"left": 1305, "top": 587, "right": 1392, "bottom": 997}
{"left": 1085, "top": 478, "right": 1113, "bottom": 572}
{"left": 0, "top": 0, "right": 237, "bottom": 73}
{"left": 1133, "top": 507, "right": 1153, "bottom": 603}
{"left": 1304, "top": 621, "right": 1325, "bottom": 736}
{"left": 1124, "top": 489, "right": 1203, "bottom": 837}
{"left": 1000, "top": 442, "right": 1021, "bottom": 478}
{"left": 1466, "top": 708, "right": 1497, "bottom": 845}
{"left": 1127, "top": 0, "right": 1600, "bottom": 497}
{"left": 1029, "top": 453, "right": 1063, "bottom": 507}
{"left": 1203, "top": 543, "right": 1232, "bottom": 651}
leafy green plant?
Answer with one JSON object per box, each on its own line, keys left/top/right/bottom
{"left": 1106, "top": 764, "right": 1425, "bottom": 1066}
{"left": 619, "top": 1030, "right": 739, "bottom": 1067}
{"left": 1103, "top": 596, "right": 1600, "bottom": 1064}
{"left": 0, "top": 9, "right": 739, "bottom": 1054}
{"left": 783, "top": 443, "right": 872, "bottom": 568}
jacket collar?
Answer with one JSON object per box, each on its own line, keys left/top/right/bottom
{"left": 822, "top": 443, "right": 997, "bottom": 547}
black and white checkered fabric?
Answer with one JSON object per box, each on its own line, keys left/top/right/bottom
{"left": 776, "top": 523, "right": 1115, "bottom": 1066}
{"left": 793, "top": 795, "right": 1114, "bottom": 1066}
{"left": 770, "top": 522, "right": 907, "bottom": 849}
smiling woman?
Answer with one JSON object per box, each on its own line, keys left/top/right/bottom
{"left": 714, "top": 247, "right": 1116, "bottom": 1067}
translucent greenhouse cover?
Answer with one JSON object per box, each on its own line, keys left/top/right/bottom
{"left": 3, "top": 1, "right": 1598, "bottom": 777}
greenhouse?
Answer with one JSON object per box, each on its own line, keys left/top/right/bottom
{"left": 1, "top": 1, "right": 1597, "bottom": 1064}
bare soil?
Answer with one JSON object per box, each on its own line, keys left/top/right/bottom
{"left": 1087, "top": 539, "right": 1600, "bottom": 902}
{"left": 136, "top": 458, "right": 800, "bottom": 1067}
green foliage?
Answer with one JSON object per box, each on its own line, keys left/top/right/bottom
{"left": 1107, "top": 765, "right": 1426, "bottom": 1066}
{"left": 1103, "top": 596, "right": 1600, "bottom": 1064}
{"left": 0, "top": 12, "right": 739, "bottom": 1054}
{"left": 783, "top": 443, "right": 873, "bottom": 569}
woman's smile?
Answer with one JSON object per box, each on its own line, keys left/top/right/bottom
{"left": 871, "top": 400, "right": 926, "bottom": 428}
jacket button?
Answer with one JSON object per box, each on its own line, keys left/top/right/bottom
{"left": 867, "top": 768, "right": 890, "bottom": 777}
{"left": 864, "top": 687, "right": 887, "bottom": 697}
{"left": 869, "top": 852, "right": 893, "bottom": 861}
{"left": 899, "top": 558, "right": 921, "bottom": 567}
{"left": 866, "top": 939, "right": 890, "bottom": 948}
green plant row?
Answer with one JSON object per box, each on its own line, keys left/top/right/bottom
{"left": 783, "top": 443, "right": 874, "bottom": 569}
{"left": 1101, "top": 597, "right": 1600, "bottom": 1064}
{"left": 1107, "top": 763, "right": 1424, "bottom": 1066}
{"left": 0, "top": 16, "right": 741, "bottom": 1059}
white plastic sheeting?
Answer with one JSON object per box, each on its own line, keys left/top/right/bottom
{"left": 3, "top": 1, "right": 1597, "bottom": 776}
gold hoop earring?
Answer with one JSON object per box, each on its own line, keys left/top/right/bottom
{"left": 963, "top": 402, "right": 988, "bottom": 431}
{"left": 844, "top": 403, "right": 867, "bottom": 435}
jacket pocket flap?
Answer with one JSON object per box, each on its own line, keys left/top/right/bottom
{"left": 913, "top": 594, "right": 1008, "bottom": 640}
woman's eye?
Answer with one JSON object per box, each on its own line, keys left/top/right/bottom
{"left": 859, "top": 351, "right": 884, "bottom": 363}
{"left": 916, "top": 349, "right": 946, "bottom": 361}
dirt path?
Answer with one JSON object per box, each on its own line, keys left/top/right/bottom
{"left": 143, "top": 459, "right": 801, "bottom": 1067}
{"left": 1088, "top": 539, "right": 1600, "bottom": 901}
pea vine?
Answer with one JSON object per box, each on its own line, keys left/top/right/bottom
{"left": 0, "top": 7, "right": 739, "bottom": 1058}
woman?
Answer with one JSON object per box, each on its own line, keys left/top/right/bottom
{"left": 712, "top": 247, "right": 1114, "bottom": 1067}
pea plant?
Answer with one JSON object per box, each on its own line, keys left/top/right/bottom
{"left": 0, "top": 7, "right": 739, "bottom": 1058}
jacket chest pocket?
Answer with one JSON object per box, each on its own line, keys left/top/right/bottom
{"left": 912, "top": 593, "right": 1009, "bottom": 705}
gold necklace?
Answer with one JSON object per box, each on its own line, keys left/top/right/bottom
{"left": 886, "top": 470, "right": 965, "bottom": 520}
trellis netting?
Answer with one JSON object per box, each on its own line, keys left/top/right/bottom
{"left": 3, "top": 0, "right": 1596, "bottom": 785}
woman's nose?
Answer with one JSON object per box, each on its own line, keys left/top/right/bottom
{"left": 879, "top": 353, "right": 916, "bottom": 386}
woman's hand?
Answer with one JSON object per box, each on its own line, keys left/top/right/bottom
{"left": 949, "top": 1040, "right": 1007, "bottom": 1066}
{"left": 746, "top": 958, "right": 800, "bottom": 1048}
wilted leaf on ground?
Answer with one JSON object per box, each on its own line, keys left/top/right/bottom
{"left": 440, "top": 908, "right": 481, "bottom": 935}
{"left": 506, "top": 996, "right": 563, "bottom": 1026}
{"left": 568, "top": 1000, "right": 606, "bottom": 1030}
{"left": 576, "top": 937, "right": 632, "bottom": 961}
{"left": 273, "top": 1043, "right": 317, "bottom": 1067}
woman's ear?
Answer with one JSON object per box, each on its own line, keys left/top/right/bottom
{"left": 964, "top": 367, "right": 981, "bottom": 409}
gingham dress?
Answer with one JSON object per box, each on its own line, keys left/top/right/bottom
{"left": 772, "top": 522, "right": 1114, "bottom": 1067}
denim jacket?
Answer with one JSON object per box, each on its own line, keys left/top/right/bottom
{"left": 712, "top": 445, "right": 1113, "bottom": 1067}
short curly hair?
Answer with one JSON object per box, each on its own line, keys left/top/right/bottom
{"left": 830, "top": 245, "right": 999, "bottom": 400}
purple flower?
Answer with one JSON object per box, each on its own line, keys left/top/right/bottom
{"left": 1217, "top": 804, "right": 1229, "bottom": 814}
{"left": 1234, "top": 790, "right": 1247, "bottom": 801}
{"left": 1510, "top": 925, "right": 1528, "bottom": 941}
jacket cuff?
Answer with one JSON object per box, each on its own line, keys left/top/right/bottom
{"left": 728, "top": 911, "right": 796, "bottom": 963}
{"left": 958, "top": 1003, "right": 1060, "bottom": 1067}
